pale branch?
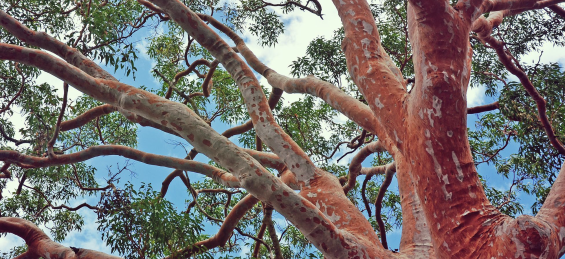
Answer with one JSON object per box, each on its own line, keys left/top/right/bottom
{"left": 175, "top": 10, "right": 319, "bottom": 182}
{"left": 186, "top": 87, "right": 283, "bottom": 161}
{"left": 0, "top": 145, "right": 240, "bottom": 188}
{"left": 374, "top": 163, "right": 396, "bottom": 249}
{"left": 47, "top": 83, "right": 68, "bottom": 158}
{"left": 344, "top": 140, "right": 386, "bottom": 194}
{"left": 467, "top": 101, "right": 500, "bottom": 114}
{"left": 243, "top": 149, "right": 286, "bottom": 172}
{"left": 1, "top": 42, "right": 344, "bottom": 254}
{"left": 0, "top": 10, "right": 114, "bottom": 80}
{"left": 0, "top": 10, "right": 186, "bottom": 142}
{"left": 196, "top": 13, "right": 381, "bottom": 136}
{"left": 136, "top": 0, "right": 169, "bottom": 18}
{"left": 0, "top": 217, "right": 121, "bottom": 259}
{"left": 167, "top": 194, "right": 260, "bottom": 258}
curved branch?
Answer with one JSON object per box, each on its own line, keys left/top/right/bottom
{"left": 374, "top": 163, "right": 396, "bottom": 249}
{"left": 147, "top": 1, "right": 384, "bottom": 256}
{"left": 60, "top": 104, "right": 118, "bottom": 131}
{"left": 473, "top": 14, "right": 565, "bottom": 155}
{"left": 203, "top": 59, "right": 219, "bottom": 97}
{"left": 0, "top": 217, "right": 121, "bottom": 259}
{"left": 332, "top": 0, "right": 407, "bottom": 148}
{"left": 0, "top": 162, "right": 11, "bottom": 178}
{"left": 169, "top": 194, "right": 259, "bottom": 258}
{"left": 0, "top": 145, "right": 240, "bottom": 188}
{"left": 186, "top": 87, "right": 283, "bottom": 159}
{"left": 343, "top": 140, "right": 386, "bottom": 194}
{"left": 479, "top": 0, "right": 565, "bottom": 14}
{"left": 197, "top": 13, "right": 381, "bottom": 136}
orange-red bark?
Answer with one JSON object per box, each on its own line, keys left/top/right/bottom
{"left": 2, "top": 0, "right": 565, "bottom": 258}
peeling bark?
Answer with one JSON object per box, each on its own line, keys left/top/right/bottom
{"left": 2, "top": 0, "right": 565, "bottom": 258}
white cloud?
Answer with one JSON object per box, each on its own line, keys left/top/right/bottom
{"left": 467, "top": 84, "right": 486, "bottom": 107}
{"left": 238, "top": 0, "right": 342, "bottom": 105}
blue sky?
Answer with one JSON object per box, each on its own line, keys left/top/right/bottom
{"left": 2, "top": 0, "right": 565, "bottom": 256}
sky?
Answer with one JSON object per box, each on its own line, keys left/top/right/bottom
{"left": 2, "top": 0, "right": 565, "bottom": 257}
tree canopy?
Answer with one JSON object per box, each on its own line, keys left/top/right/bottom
{"left": 1, "top": 0, "right": 565, "bottom": 258}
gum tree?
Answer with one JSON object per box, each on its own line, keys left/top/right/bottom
{"left": 1, "top": 0, "right": 565, "bottom": 258}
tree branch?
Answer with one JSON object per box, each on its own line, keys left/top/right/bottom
{"left": 197, "top": 13, "right": 381, "bottom": 137}
{"left": 343, "top": 140, "right": 386, "bottom": 194}
{"left": 374, "top": 163, "right": 396, "bottom": 249}
{"left": 60, "top": 104, "right": 118, "bottom": 131}
{"left": 0, "top": 145, "right": 240, "bottom": 188}
{"left": 467, "top": 101, "right": 500, "bottom": 114}
{"left": 473, "top": 13, "right": 565, "bottom": 155}
{"left": 0, "top": 217, "right": 121, "bottom": 259}
{"left": 169, "top": 194, "right": 260, "bottom": 258}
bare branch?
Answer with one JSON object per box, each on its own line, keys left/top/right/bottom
{"left": 0, "top": 217, "right": 121, "bottom": 259}
{"left": 0, "top": 145, "right": 240, "bottom": 188}
{"left": 467, "top": 101, "right": 500, "bottom": 114}
{"left": 168, "top": 194, "right": 259, "bottom": 258}
{"left": 60, "top": 104, "right": 118, "bottom": 131}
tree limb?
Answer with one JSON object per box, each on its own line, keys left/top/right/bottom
{"left": 0, "top": 217, "right": 121, "bottom": 259}
{"left": 467, "top": 101, "right": 500, "bottom": 114}
{"left": 0, "top": 145, "right": 240, "bottom": 188}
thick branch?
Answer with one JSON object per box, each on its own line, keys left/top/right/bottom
{"left": 0, "top": 217, "right": 121, "bottom": 259}
{"left": 333, "top": 0, "right": 407, "bottom": 151}
{"left": 147, "top": 1, "right": 386, "bottom": 256}
{"left": 467, "top": 101, "right": 500, "bottom": 114}
{"left": 196, "top": 13, "right": 381, "bottom": 136}
{"left": 60, "top": 104, "right": 117, "bottom": 131}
